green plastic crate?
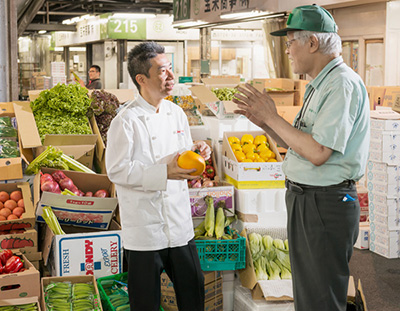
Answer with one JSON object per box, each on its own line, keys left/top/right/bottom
{"left": 195, "top": 234, "right": 246, "bottom": 271}
{"left": 97, "top": 272, "right": 164, "bottom": 311}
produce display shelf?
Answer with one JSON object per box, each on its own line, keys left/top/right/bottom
{"left": 195, "top": 234, "right": 246, "bottom": 271}
{"left": 97, "top": 272, "right": 164, "bottom": 311}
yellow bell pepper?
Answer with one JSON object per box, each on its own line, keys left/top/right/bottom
{"left": 256, "top": 143, "right": 269, "bottom": 154}
{"left": 267, "top": 158, "right": 278, "bottom": 162}
{"left": 228, "top": 136, "right": 240, "bottom": 145}
{"left": 245, "top": 151, "right": 256, "bottom": 161}
{"left": 241, "top": 134, "right": 254, "bottom": 145}
{"left": 234, "top": 151, "right": 246, "bottom": 162}
{"left": 231, "top": 143, "right": 242, "bottom": 152}
{"left": 242, "top": 143, "right": 256, "bottom": 154}
{"left": 254, "top": 135, "right": 267, "bottom": 146}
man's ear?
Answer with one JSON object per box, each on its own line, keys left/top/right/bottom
{"left": 135, "top": 74, "right": 145, "bottom": 87}
{"left": 309, "top": 35, "right": 319, "bottom": 53}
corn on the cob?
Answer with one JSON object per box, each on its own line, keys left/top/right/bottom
{"left": 214, "top": 207, "right": 225, "bottom": 239}
{"left": 194, "top": 220, "right": 206, "bottom": 237}
{"left": 204, "top": 195, "right": 215, "bottom": 237}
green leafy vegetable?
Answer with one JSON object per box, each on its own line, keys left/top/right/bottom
{"left": 30, "top": 83, "right": 92, "bottom": 142}
{"left": 0, "top": 138, "right": 20, "bottom": 158}
{"left": 211, "top": 87, "right": 239, "bottom": 101}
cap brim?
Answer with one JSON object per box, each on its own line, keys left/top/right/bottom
{"left": 270, "top": 27, "right": 302, "bottom": 36}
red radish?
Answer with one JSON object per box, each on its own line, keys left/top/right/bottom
{"left": 85, "top": 192, "right": 93, "bottom": 197}
{"left": 12, "top": 207, "right": 24, "bottom": 218}
{"left": 9, "top": 191, "right": 22, "bottom": 202}
{"left": 52, "top": 170, "right": 67, "bottom": 182}
{"left": 17, "top": 199, "right": 24, "bottom": 208}
{"left": 94, "top": 189, "right": 110, "bottom": 198}
{"left": 41, "top": 181, "right": 61, "bottom": 194}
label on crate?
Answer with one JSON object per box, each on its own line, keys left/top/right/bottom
{"left": 55, "top": 231, "right": 123, "bottom": 278}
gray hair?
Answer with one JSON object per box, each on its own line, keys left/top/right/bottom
{"left": 293, "top": 31, "right": 342, "bottom": 55}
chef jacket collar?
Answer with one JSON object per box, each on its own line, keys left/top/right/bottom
{"left": 136, "top": 93, "right": 165, "bottom": 114}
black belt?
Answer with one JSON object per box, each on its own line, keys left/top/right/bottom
{"left": 285, "top": 179, "right": 355, "bottom": 194}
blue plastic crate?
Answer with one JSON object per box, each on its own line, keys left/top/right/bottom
{"left": 195, "top": 234, "right": 246, "bottom": 271}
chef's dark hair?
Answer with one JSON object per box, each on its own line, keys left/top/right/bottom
{"left": 127, "top": 41, "right": 165, "bottom": 90}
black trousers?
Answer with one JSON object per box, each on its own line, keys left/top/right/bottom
{"left": 285, "top": 180, "right": 360, "bottom": 311}
{"left": 125, "top": 239, "right": 205, "bottom": 311}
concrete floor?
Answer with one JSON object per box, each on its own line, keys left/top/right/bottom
{"left": 349, "top": 249, "right": 400, "bottom": 311}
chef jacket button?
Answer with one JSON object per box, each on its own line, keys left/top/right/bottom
{"left": 152, "top": 136, "right": 156, "bottom": 140}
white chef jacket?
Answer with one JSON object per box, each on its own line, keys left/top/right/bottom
{"left": 105, "top": 94, "right": 195, "bottom": 251}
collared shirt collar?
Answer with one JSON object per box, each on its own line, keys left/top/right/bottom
{"left": 309, "top": 56, "right": 344, "bottom": 90}
{"left": 135, "top": 93, "right": 160, "bottom": 114}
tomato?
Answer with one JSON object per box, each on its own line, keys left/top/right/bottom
{"left": 177, "top": 150, "right": 206, "bottom": 176}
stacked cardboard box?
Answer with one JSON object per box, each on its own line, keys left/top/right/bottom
{"left": 161, "top": 271, "right": 223, "bottom": 311}
{"left": 367, "top": 110, "right": 400, "bottom": 258}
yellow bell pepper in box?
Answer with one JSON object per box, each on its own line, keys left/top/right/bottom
{"left": 231, "top": 143, "right": 242, "bottom": 152}
{"left": 234, "top": 151, "right": 246, "bottom": 162}
{"left": 242, "top": 143, "right": 256, "bottom": 154}
{"left": 254, "top": 134, "right": 267, "bottom": 146}
{"left": 256, "top": 143, "right": 269, "bottom": 154}
{"left": 228, "top": 136, "right": 240, "bottom": 145}
{"left": 241, "top": 134, "right": 254, "bottom": 145}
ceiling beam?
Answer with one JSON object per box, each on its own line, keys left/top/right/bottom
{"left": 18, "top": 0, "right": 46, "bottom": 36}
{"left": 25, "top": 23, "right": 77, "bottom": 32}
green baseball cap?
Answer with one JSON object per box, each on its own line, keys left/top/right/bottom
{"left": 270, "top": 4, "right": 337, "bottom": 36}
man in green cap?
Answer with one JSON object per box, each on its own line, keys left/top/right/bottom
{"left": 233, "top": 4, "right": 370, "bottom": 311}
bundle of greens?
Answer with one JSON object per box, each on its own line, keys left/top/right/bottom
{"left": 248, "top": 232, "right": 292, "bottom": 281}
{"left": 30, "top": 83, "right": 92, "bottom": 142}
{"left": 0, "top": 138, "right": 19, "bottom": 158}
{"left": 87, "top": 89, "right": 120, "bottom": 146}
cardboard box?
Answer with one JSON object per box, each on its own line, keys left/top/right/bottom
{"left": 369, "top": 86, "right": 386, "bottom": 110}
{"left": 252, "top": 78, "right": 295, "bottom": 91}
{"left": 294, "top": 79, "right": 309, "bottom": 106}
{"left": 369, "top": 228, "right": 400, "bottom": 258}
{"left": 41, "top": 275, "right": 103, "bottom": 311}
{"left": 0, "top": 182, "right": 36, "bottom": 230}
{"left": 34, "top": 168, "right": 118, "bottom": 230}
{"left": 190, "top": 183, "right": 234, "bottom": 217}
{"left": 41, "top": 220, "right": 123, "bottom": 277}
{"left": 190, "top": 85, "right": 238, "bottom": 119}
{"left": 222, "top": 131, "right": 285, "bottom": 189}
{"left": 0, "top": 296, "right": 41, "bottom": 310}
{"left": 0, "top": 228, "right": 37, "bottom": 251}
{"left": 0, "top": 253, "right": 40, "bottom": 299}
{"left": 355, "top": 222, "right": 370, "bottom": 249}
{"left": 161, "top": 271, "right": 223, "bottom": 311}
{"left": 12, "top": 101, "right": 98, "bottom": 168}
{"left": 276, "top": 106, "right": 302, "bottom": 125}
{"left": 0, "top": 102, "right": 25, "bottom": 181}
{"left": 201, "top": 77, "right": 241, "bottom": 89}
{"left": 238, "top": 230, "right": 293, "bottom": 301}
{"left": 267, "top": 91, "right": 294, "bottom": 106}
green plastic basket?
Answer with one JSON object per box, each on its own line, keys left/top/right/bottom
{"left": 97, "top": 272, "right": 165, "bottom": 311}
{"left": 195, "top": 234, "right": 246, "bottom": 271}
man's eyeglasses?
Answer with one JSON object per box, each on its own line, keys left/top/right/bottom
{"left": 285, "top": 39, "right": 297, "bottom": 49}
{"left": 88, "top": 70, "right": 97, "bottom": 73}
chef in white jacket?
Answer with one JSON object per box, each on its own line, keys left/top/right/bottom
{"left": 106, "top": 42, "right": 210, "bottom": 311}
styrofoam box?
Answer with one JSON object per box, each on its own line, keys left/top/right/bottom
{"left": 370, "top": 220, "right": 393, "bottom": 236}
{"left": 369, "top": 191, "right": 399, "bottom": 206}
{"left": 367, "top": 180, "right": 400, "bottom": 197}
{"left": 354, "top": 223, "right": 370, "bottom": 250}
{"left": 370, "top": 117, "right": 400, "bottom": 131}
{"left": 234, "top": 188, "right": 287, "bottom": 227}
{"left": 367, "top": 166, "right": 400, "bottom": 186}
{"left": 203, "top": 116, "right": 263, "bottom": 143}
{"left": 234, "top": 284, "right": 295, "bottom": 311}
{"left": 369, "top": 200, "right": 398, "bottom": 218}
{"left": 369, "top": 228, "right": 400, "bottom": 258}
{"left": 370, "top": 129, "right": 400, "bottom": 150}
{"left": 369, "top": 210, "right": 400, "bottom": 231}
{"left": 368, "top": 149, "right": 400, "bottom": 165}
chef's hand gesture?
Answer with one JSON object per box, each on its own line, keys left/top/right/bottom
{"left": 233, "top": 83, "right": 278, "bottom": 128}
{"left": 192, "top": 141, "right": 211, "bottom": 161}
{"left": 167, "top": 153, "right": 197, "bottom": 180}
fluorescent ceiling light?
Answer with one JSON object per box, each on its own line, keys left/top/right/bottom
{"left": 112, "top": 13, "right": 156, "bottom": 19}
{"left": 221, "top": 10, "right": 265, "bottom": 19}
{"left": 38, "top": 30, "right": 47, "bottom": 34}
{"left": 172, "top": 20, "right": 207, "bottom": 28}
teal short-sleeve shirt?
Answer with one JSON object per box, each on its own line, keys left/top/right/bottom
{"left": 282, "top": 57, "right": 370, "bottom": 186}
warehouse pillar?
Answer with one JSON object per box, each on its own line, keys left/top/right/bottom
{"left": 200, "top": 27, "right": 211, "bottom": 79}
{"left": 0, "top": 0, "right": 9, "bottom": 101}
